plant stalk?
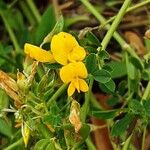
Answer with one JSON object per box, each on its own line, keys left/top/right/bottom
{"left": 101, "top": 0, "right": 132, "bottom": 50}
{"left": 19, "top": 1, "right": 35, "bottom": 26}
{"left": 141, "top": 125, "right": 147, "bottom": 150}
{"left": 0, "top": 12, "right": 21, "bottom": 53}
{"left": 25, "top": 0, "right": 41, "bottom": 23}
{"left": 80, "top": 0, "right": 140, "bottom": 59}
{"left": 100, "top": 0, "right": 150, "bottom": 28}
{"left": 4, "top": 138, "right": 23, "bottom": 150}
{"left": 142, "top": 81, "right": 150, "bottom": 100}
{"left": 47, "top": 84, "right": 67, "bottom": 107}
{"left": 81, "top": 76, "right": 94, "bottom": 122}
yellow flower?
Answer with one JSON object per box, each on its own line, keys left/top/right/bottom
{"left": 60, "top": 62, "right": 88, "bottom": 96}
{"left": 51, "top": 32, "right": 86, "bottom": 65}
{"left": 24, "top": 43, "right": 55, "bottom": 63}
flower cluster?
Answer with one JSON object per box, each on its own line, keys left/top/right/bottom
{"left": 24, "top": 32, "right": 88, "bottom": 96}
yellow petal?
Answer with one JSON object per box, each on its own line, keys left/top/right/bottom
{"left": 60, "top": 63, "right": 75, "bottom": 83}
{"left": 68, "top": 46, "right": 86, "bottom": 63}
{"left": 51, "top": 32, "right": 78, "bottom": 65}
{"left": 79, "top": 79, "right": 89, "bottom": 92}
{"left": 60, "top": 62, "right": 88, "bottom": 83}
{"left": 24, "top": 43, "right": 55, "bottom": 63}
{"left": 74, "top": 62, "right": 88, "bottom": 78}
{"left": 68, "top": 82, "right": 75, "bottom": 96}
{"left": 73, "top": 78, "right": 80, "bottom": 93}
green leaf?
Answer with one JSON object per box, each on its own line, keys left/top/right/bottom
{"left": 34, "top": 139, "right": 50, "bottom": 150}
{"left": 45, "top": 142, "right": 56, "bottom": 150}
{"left": 144, "top": 52, "right": 150, "bottom": 63}
{"left": 98, "top": 50, "right": 110, "bottom": 60}
{"left": 79, "top": 124, "right": 90, "bottom": 141}
{"left": 129, "top": 100, "right": 144, "bottom": 115}
{"left": 0, "top": 89, "right": 9, "bottom": 112}
{"left": 91, "top": 109, "right": 118, "bottom": 120}
{"left": 118, "top": 80, "right": 127, "bottom": 96}
{"left": 38, "top": 123, "right": 53, "bottom": 138}
{"left": 103, "top": 65, "right": 113, "bottom": 73}
{"left": 44, "top": 63, "right": 62, "bottom": 69}
{"left": 0, "top": 118, "right": 12, "bottom": 137}
{"left": 145, "top": 39, "right": 150, "bottom": 51}
{"left": 36, "top": 6, "right": 56, "bottom": 44}
{"left": 107, "top": 96, "right": 119, "bottom": 107}
{"left": 126, "top": 60, "right": 135, "bottom": 80}
{"left": 130, "top": 57, "right": 144, "bottom": 70}
{"left": 86, "top": 31, "right": 100, "bottom": 47}
{"left": 86, "top": 53, "right": 98, "bottom": 74}
{"left": 143, "top": 100, "right": 150, "bottom": 117}
{"left": 99, "top": 79, "right": 116, "bottom": 93}
{"left": 107, "top": 61, "right": 127, "bottom": 78}
{"left": 93, "top": 69, "right": 111, "bottom": 83}
{"left": 41, "top": 15, "right": 64, "bottom": 46}
{"left": 86, "top": 46, "right": 97, "bottom": 54}
{"left": 142, "top": 70, "right": 150, "bottom": 81}
{"left": 111, "top": 114, "right": 134, "bottom": 136}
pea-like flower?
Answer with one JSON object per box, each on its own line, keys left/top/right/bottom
{"left": 24, "top": 43, "right": 55, "bottom": 63}
{"left": 60, "top": 62, "right": 88, "bottom": 96}
{"left": 51, "top": 32, "right": 86, "bottom": 65}
{"left": 24, "top": 32, "right": 86, "bottom": 65}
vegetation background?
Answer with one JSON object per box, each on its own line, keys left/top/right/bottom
{"left": 0, "top": 0, "right": 150, "bottom": 150}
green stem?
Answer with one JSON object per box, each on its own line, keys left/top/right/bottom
{"left": 65, "top": 15, "right": 89, "bottom": 27}
{"left": 127, "top": 0, "right": 150, "bottom": 12}
{"left": 0, "top": 12, "right": 21, "bottom": 53}
{"left": 8, "top": 0, "right": 18, "bottom": 8}
{"left": 47, "top": 84, "right": 68, "bottom": 107}
{"left": 101, "top": 0, "right": 132, "bottom": 50}
{"left": 38, "top": 123, "right": 53, "bottom": 138}
{"left": 122, "top": 134, "right": 132, "bottom": 150}
{"left": 86, "top": 136, "right": 96, "bottom": 150}
{"left": 19, "top": 1, "right": 35, "bottom": 26}
{"left": 100, "top": 0, "right": 150, "bottom": 28}
{"left": 52, "top": 0, "right": 60, "bottom": 20}
{"left": 142, "top": 81, "right": 150, "bottom": 100}
{"left": 25, "top": 0, "right": 41, "bottom": 23}
{"left": 0, "top": 55, "right": 17, "bottom": 67}
{"left": 141, "top": 125, "right": 147, "bottom": 150}
{"left": 4, "top": 138, "right": 23, "bottom": 150}
{"left": 80, "top": 0, "right": 139, "bottom": 59}
{"left": 125, "top": 52, "right": 131, "bottom": 95}
{"left": 81, "top": 76, "right": 94, "bottom": 122}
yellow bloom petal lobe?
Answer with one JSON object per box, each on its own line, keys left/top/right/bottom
{"left": 24, "top": 43, "right": 55, "bottom": 63}
{"left": 68, "top": 46, "right": 86, "bottom": 63}
{"left": 68, "top": 82, "right": 75, "bottom": 96}
{"left": 79, "top": 79, "right": 89, "bottom": 92}
{"left": 72, "top": 78, "right": 80, "bottom": 93}
{"left": 51, "top": 32, "right": 86, "bottom": 65}
{"left": 60, "top": 63, "right": 75, "bottom": 83}
{"left": 74, "top": 62, "right": 88, "bottom": 78}
{"left": 60, "top": 62, "right": 88, "bottom": 96}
